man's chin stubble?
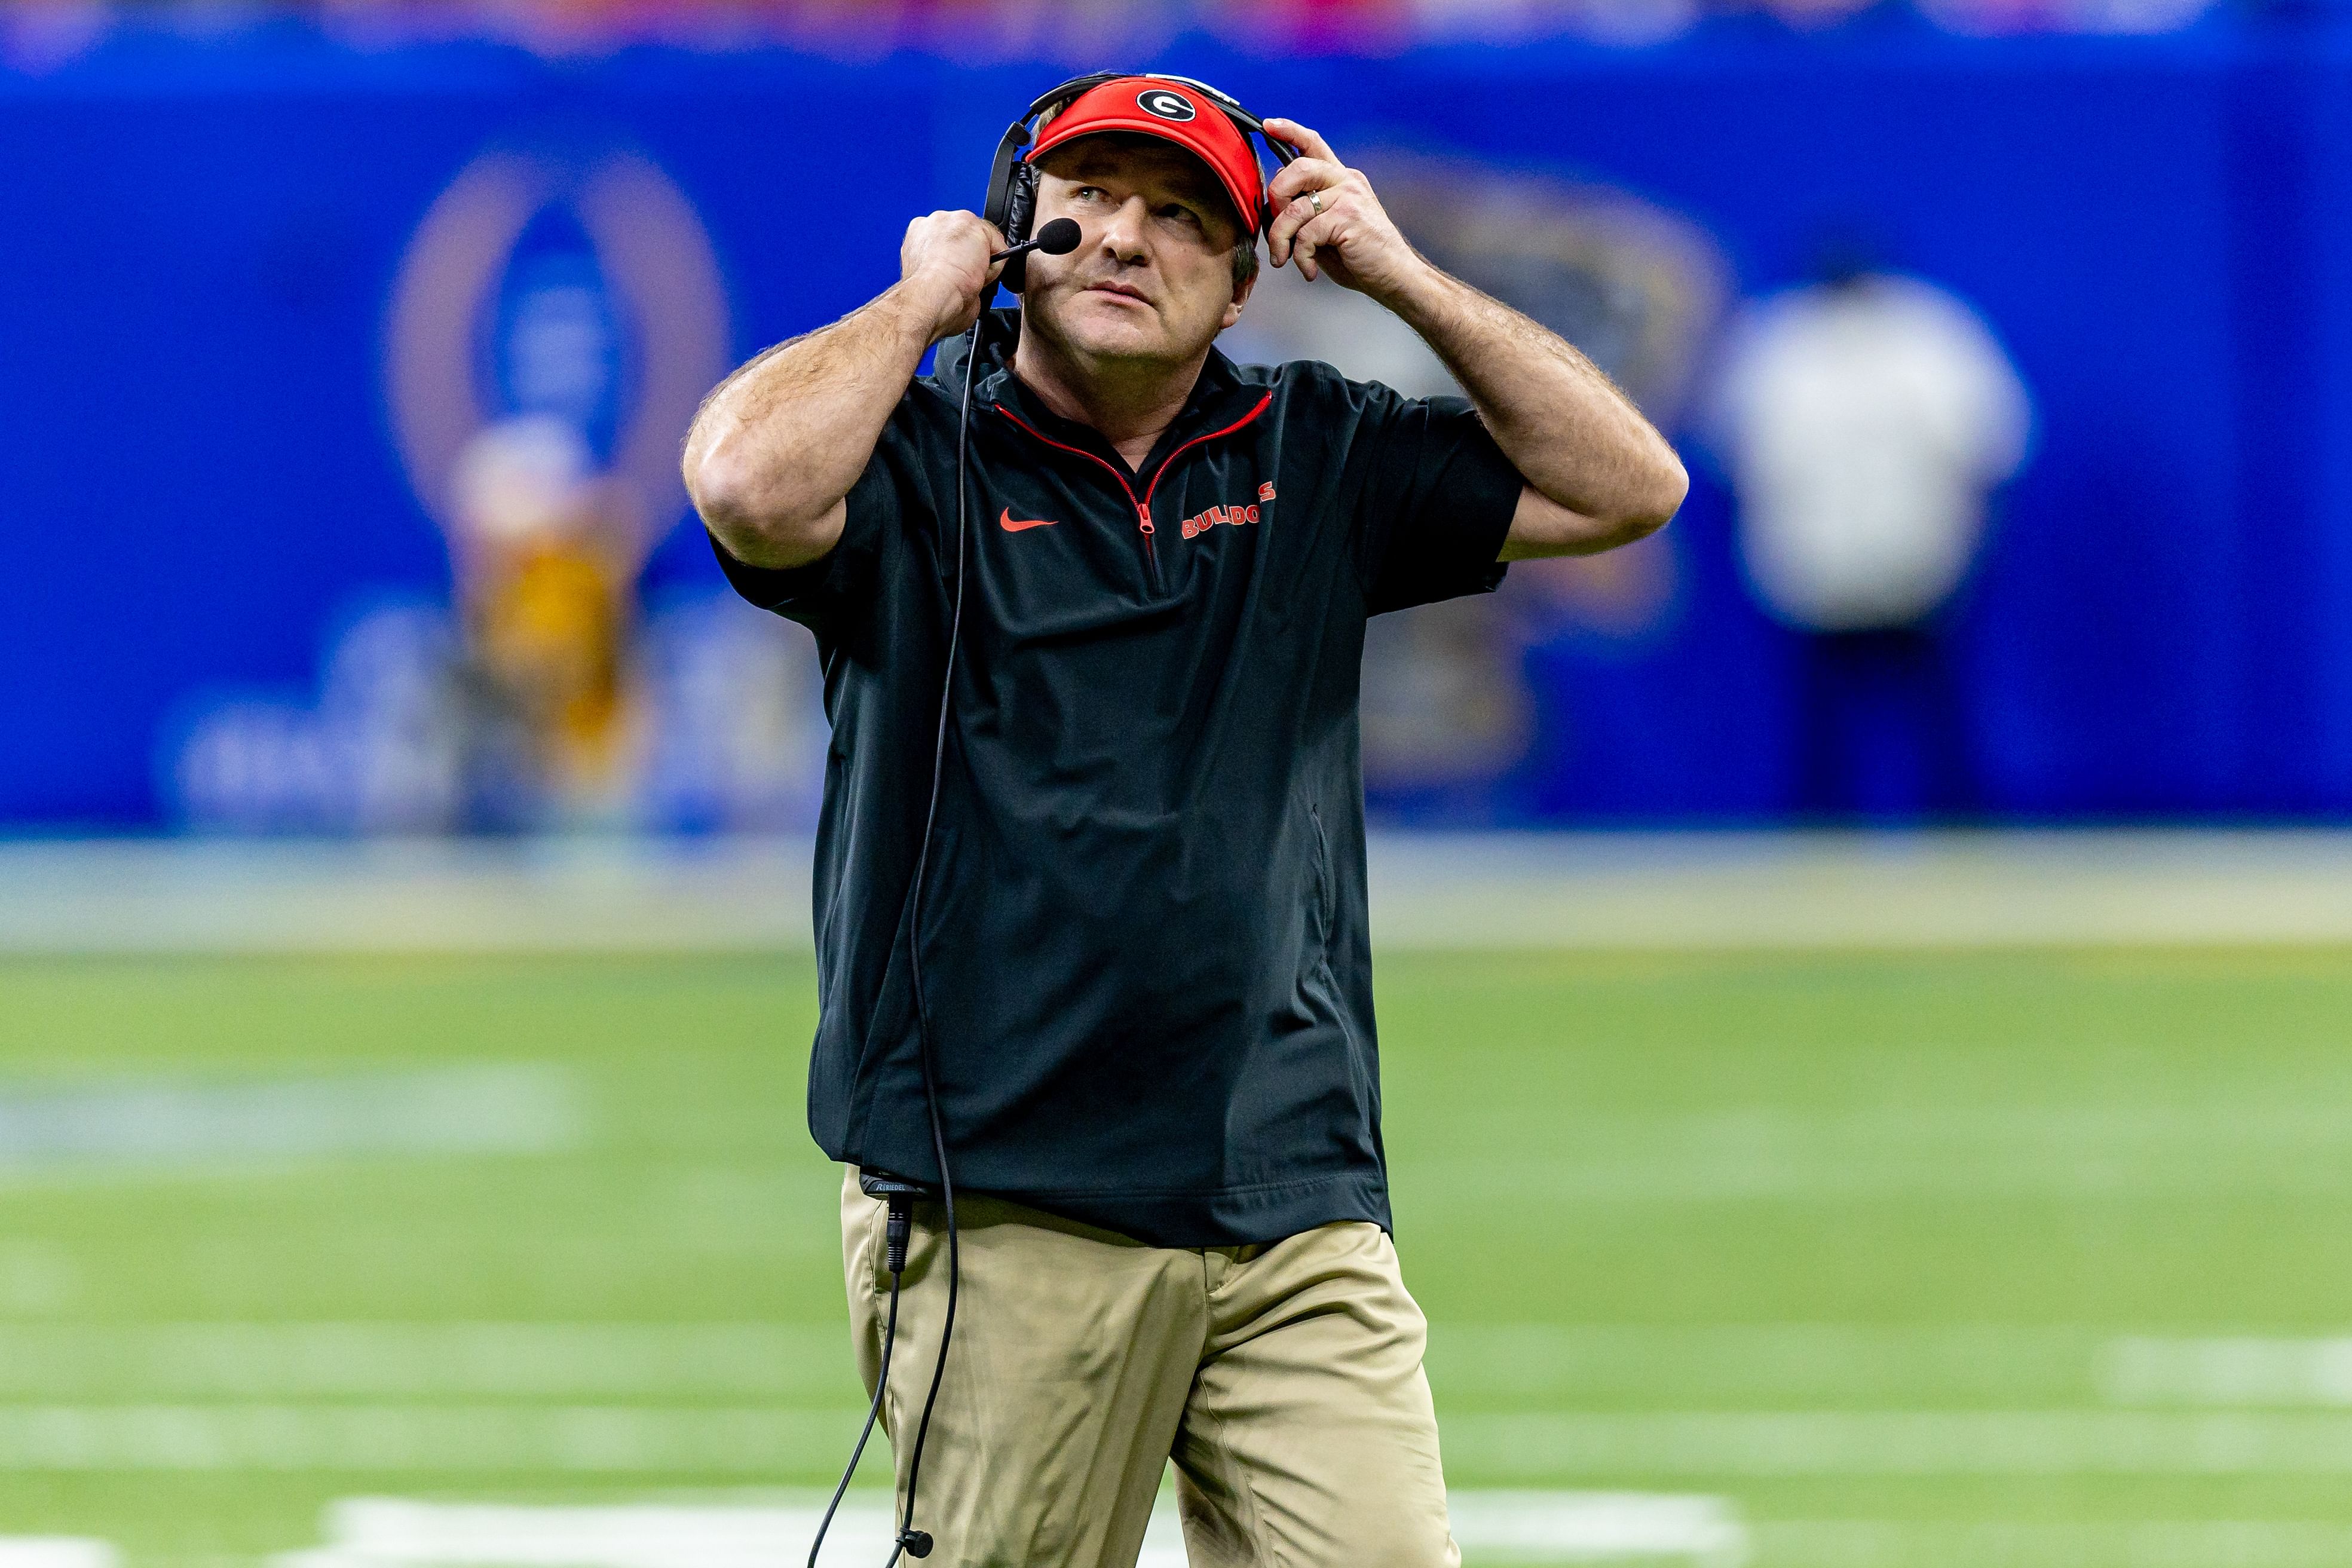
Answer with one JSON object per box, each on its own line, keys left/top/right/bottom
{"left": 1058, "top": 313, "right": 1170, "bottom": 362}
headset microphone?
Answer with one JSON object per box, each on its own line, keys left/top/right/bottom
{"left": 989, "top": 216, "right": 1080, "bottom": 267}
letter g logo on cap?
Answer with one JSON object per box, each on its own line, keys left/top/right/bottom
{"left": 1137, "top": 88, "right": 1198, "bottom": 122}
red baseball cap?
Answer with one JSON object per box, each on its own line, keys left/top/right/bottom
{"left": 1026, "top": 76, "right": 1270, "bottom": 238}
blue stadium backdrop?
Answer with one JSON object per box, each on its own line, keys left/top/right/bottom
{"left": 6, "top": 17, "right": 2352, "bottom": 827}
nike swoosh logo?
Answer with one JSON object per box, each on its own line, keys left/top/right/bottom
{"left": 999, "top": 509, "right": 1058, "bottom": 532}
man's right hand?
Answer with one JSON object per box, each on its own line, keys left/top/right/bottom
{"left": 684, "top": 210, "right": 1009, "bottom": 572}
{"left": 902, "top": 211, "right": 1009, "bottom": 344}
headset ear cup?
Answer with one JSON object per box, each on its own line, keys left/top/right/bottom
{"left": 982, "top": 121, "right": 1029, "bottom": 234}
{"left": 1004, "top": 165, "right": 1037, "bottom": 249}
{"left": 1000, "top": 164, "right": 1039, "bottom": 294}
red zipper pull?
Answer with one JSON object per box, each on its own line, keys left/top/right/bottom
{"left": 1136, "top": 504, "right": 1154, "bottom": 534}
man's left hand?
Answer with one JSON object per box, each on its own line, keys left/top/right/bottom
{"left": 1261, "top": 120, "right": 1428, "bottom": 302}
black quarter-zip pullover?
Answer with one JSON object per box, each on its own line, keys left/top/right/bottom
{"left": 715, "top": 308, "right": 1523, "bottom": 1246}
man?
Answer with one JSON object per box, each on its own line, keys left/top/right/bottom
{"left": 1708, "top": 243, "right": 2032, "bottom": 818}
{"left": 684, "top": 75, "right": 1685, "bottom": 1568}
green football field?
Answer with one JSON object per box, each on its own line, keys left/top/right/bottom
{"left": 6, "top": 947, "right": 2352, "bottom": 1564}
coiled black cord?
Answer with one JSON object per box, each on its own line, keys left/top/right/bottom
{"left": 806, "top": 1199, "right": 908, "bottom": 1568}
{"left": 883, "top": 309, "right": 984, "bottom": 1565}
{"left": 807, "top": 311, "right": 982, "bottom": 1568}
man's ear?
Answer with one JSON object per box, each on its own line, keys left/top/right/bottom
{"left": 1221, "top": 255, "right": 1258, "bottom": 330}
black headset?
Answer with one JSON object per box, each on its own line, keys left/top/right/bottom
{"left": 983, "top": 70, "right": 1299, "bottom": 295}
{"left": 808, "top": 69, "right": 1293, "bottom": 1568}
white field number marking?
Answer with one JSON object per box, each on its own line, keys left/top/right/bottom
{"left": 0, "top": 1546, "right": 114, "bottom": 1568}
{"left": 271, "top": 1493, "right": 1747, "bottom": 1568}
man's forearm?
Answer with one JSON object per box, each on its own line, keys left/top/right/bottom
{"left": 684, "top": 274, "right": 954, "bottom": 568}
{"left": 1380, "top": 264, "right": 1686, "bottom": 534}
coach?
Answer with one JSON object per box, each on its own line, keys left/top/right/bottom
{"left": 685, "top": 74, "right": 1685, "bottom": 1568}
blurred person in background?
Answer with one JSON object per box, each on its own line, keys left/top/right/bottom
{"left": 1710, "top": 238, "right": 2031, "bottom": 820}
{"left": 448, "top": 414, "right": 642, "bottom": 826}
{"left": 684, "top": 74, "right": 1685, "bottom": 1568}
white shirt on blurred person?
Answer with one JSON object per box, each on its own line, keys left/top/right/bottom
{"left": 1711, "top": 271, "right": 2031, "bottom": 632}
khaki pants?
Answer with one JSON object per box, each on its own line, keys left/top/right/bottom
{"left": 841, "top": 1167, "right": 1460, "bottom": 1568}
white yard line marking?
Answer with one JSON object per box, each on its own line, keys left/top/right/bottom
{"left": 29, "top": 1321, "right": 2352, "bottom": 1413}
{"left": 253, "top": 1505, "right": 2352, "bottom": 1568}
{"left": 0, "top": 838, "right": 814, "bottom": 954}
{"left": 14, "top": 1404, "right": 2352, "bottom": 1475}
{"left": 1441, "top": 1410, "right": 2352, "bottom": 1476}
{"left": 0, "top": 1066, "right": 578, "bottom": 1177}
{"left": 1444, "top": 1324, "right": 2352, "bottom": 1408}
{"left": 274, "top": 1492, "right": 1745, "bottom": 1568}
{"left": 0, "top": 1321, "right": 2104, "bottom": 1402}
{"left": 0, "top": 1323, "right": 846, "bottom": 1398}
{"left": 1429, "top": 1323, "right": 2102, "bottom": 1401}
{"left": 23, "top": 1321, "right": 2336, "bottom": 1406}
{"left": 1409, "top": 1102, "right": 2352, "bottom": 1201}
{"left": 2101, "top": 1335, "right": 2352, "bottom": 1406}
{"left": 0, "top": 1406, "right": 855, "bottom": 1472}
{"left": 1448, "top": 1492, "right": 1745, "bottom": 1564}
{"left": 1755, "top": 1520, "right": 2352, "bottom": 1568}
{"left": 22, "top": 830, "right": 2352, "bottom": 953}
{"left": 1368, "top": 829, "right": 2352, "bottom": 949}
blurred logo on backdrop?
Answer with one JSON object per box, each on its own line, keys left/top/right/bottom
{"left": 1221, "top": 155, "right": 1729, "bottom": 803}
{"left": 171, "top": 143, "right": 829, "bottom": 835}
{"left": 169, "top": 145, "right": 1726, "bottom": 834}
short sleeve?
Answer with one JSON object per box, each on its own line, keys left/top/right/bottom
{"left": 707, "top": 394, "right": 935, "bottom": 637}
{"left": 1349, "top": 383, "right": 1524, "bottom": 615}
